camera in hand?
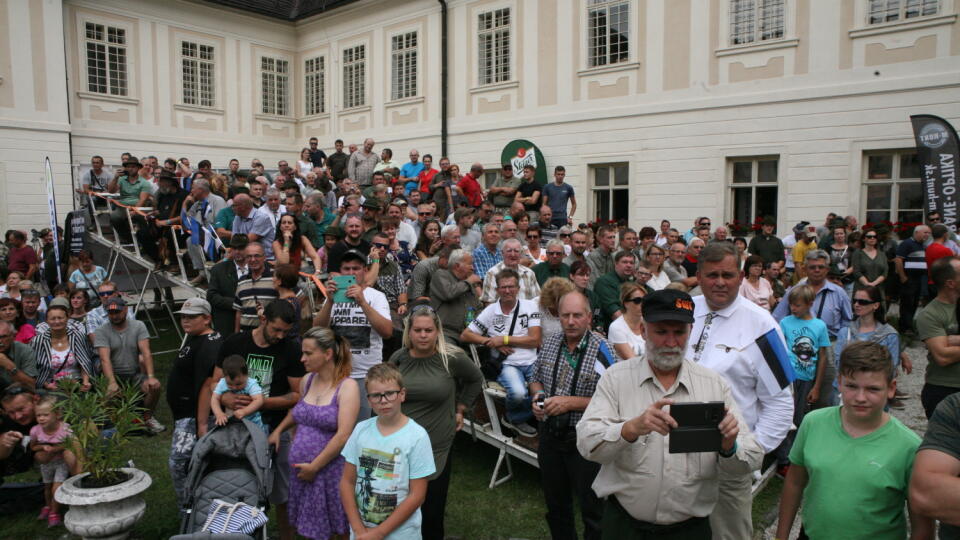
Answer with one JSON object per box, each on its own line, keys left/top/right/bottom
{"left": 668, "top": 401, "right": 725, "bottom": 454}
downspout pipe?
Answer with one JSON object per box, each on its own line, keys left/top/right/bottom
{"left": 438, "top": 0, "right": 448, "bottom": 157}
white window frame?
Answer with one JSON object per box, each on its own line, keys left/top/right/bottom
{"left": 82, "top": 20, "right": 129, "bottom": 97}
{"left": 390, "top": 31, "right": 419, "bottom": 101}
{"left": 260, "top": 56, "right": 290, "bottom": 116}
{"left": 862, "top": 150, "right": 923, "bottom": 226}
{"left": 867, "top": 0, "right": 940, "bottom": 25}
{"left": 728, "top": 0, "right": 786, "bottom": 45}
{"left": 180, "top": 40, "right": 216, "bottom": 108}
{"left": 590, "top": 163, "right": 631, "bottom": 224}
{"left": 342, "top": 44, "right": 366, "bottom": 110}
{"left": 587, "top": 0, "right": 631, "bottom": 68}
{"left": 727, "top": 156, "right": 780, "bottom": 228}
{"left": 304, "top": 55, "right": 325, "bottom": 116}
{"left": 477, "top": 7, "right": 512, "bottom": 86}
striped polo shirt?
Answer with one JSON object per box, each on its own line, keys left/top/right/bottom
{"left": 232, "top": 267, "right": 277, "bottom": 329}
{"left": 896, "top": 238, "right": 927, "bottom": 275}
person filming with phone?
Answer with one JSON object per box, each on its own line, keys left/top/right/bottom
{"left": 577, "top": 289, "right": 763, "bottom": 539}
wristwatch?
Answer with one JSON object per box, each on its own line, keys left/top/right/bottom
{"left": 9, "top": 367, "right": 18, "bottom": 376}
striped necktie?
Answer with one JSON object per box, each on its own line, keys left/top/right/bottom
{"left": 693, "top": 312, "right": 717, "bottom": 363}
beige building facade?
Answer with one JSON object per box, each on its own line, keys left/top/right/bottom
{"left": 0, "top": 0, "right": 958, "bottom": 233}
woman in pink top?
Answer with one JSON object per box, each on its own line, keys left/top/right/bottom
{"left": 739, "top": 254, "right": 774, "bottom": 310}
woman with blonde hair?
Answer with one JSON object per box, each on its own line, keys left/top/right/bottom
{"left": 644, "top": 244, "right": 670, "bottom": 290}
{"left": 208, "top": 173, "right": 229, "bottom": 199}
{"left": 537, "top": 277, "right": 576, "bottom": 337}
{"left": 388, "top": 305, "right": 483, "bottom": 540}
{"left": 608, "top": 282, "right": 647, "bottom": 360}
{"left": 268, "top": 327, "right": 359, "bottom": 540}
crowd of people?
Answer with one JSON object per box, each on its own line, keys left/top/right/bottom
{"left": 0, "top": 138, "right": 958, "bottom": 540}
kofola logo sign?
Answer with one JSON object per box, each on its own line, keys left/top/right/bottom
{"left": 501, "top": 140, "right": 548, "bottom": 186}
{"left": 911, "top": 115, "right": 960, "bottom": 233}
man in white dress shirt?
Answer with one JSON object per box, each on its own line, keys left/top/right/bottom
{"left": 688, "top": 241, "right": 795, "bottom": 540}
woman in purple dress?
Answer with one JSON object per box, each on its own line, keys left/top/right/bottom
{"left": 268, "top": 327, "right": 359, "bottom": 539}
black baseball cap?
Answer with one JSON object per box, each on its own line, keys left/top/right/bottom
{"left": 641, "top": 289, "right": 694, "bottom": 324}
{"left": 340, "top": 249, "right": 366, "bottom": 266}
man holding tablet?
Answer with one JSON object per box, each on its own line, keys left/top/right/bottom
{"left": 577, "top": 289, "right": 763, "bottom": 538}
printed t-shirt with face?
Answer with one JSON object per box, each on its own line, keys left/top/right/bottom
{"left": 779, "top": 315, "right": 831, "bottom": 382}
{"left": 217, "top": 330, "right": 304, "bottom": 428}
{"left": 342, "top": 417, "right": 436, "bottom": 539}
{"left": 93, "top": 319, "right": 150, "bottom": 377}
{"left": 330, "top": 287, "right": 391, "bottom": 379}
{"left": 467, "top": 298, "right": 541, "bottom": 367}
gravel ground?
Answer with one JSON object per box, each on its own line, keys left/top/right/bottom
{"left": 759, "top": 341, "right": 931, "bottom": 539}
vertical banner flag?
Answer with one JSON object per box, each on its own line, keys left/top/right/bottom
{"left": 44, "top": 158, "right": 62, "bottom": 283}
{"left": 501, "top": 140, "right": 548, "bottom": 186}
{"left": 911, "top": 115, "right": 960, "bottom": 232}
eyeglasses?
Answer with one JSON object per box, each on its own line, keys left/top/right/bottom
{"left": 368, "top": 390, "right": 401, "bottom": 402}
{"left": 637, "top": 272, "right": 653, "bottom": 278}
{"left": 547, "top": 251, "right": 564, "bottom": 256}
{"left": 852, "top": 298, "right": 877, "bottom": 306}
{"left": 624, "top": 297, "right": 644, "bottom": 305}
{"left": 373, "top": 243, "right": 389, "bottom": 250}
{"left": 0, "top": 333, "right": 14, "bottom": 339}
{"left": 98, "top": 291, "right": 116, "bottom": 297}
{"left": 648, "top": 253, "right": 663, "bottom": 258}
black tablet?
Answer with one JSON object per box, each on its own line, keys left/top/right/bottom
{"left": 668, "top": 401, "right": 725, "bottom": 454}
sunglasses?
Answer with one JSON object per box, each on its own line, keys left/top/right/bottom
{"left": 527, "top": 235, "right": 540, "bottom": 240}
{"left": 2, "top": 384, "right": 31, "bottom": 397}
{"left": 419, "top": 212, "right": 431, "bottom": 216}
{"left": 373, "top": 243, "right": 389, "bottom": 250}
{"left": 624, "top": 297, "right": 644, "bottom": 305}
{"left": 853, "top": 299, "right": 877, "bottom": 306}
{"left": 560, "top": 233, "right": 570, "bottom": 238}
{"left": 864, "top": 234, "right": 877, "bottom": 239}
{"left": 98, "top": 291, "right": 116, "bottom": 297}
{"left": 547, "top": 251, "right": 564, "bottom": 256}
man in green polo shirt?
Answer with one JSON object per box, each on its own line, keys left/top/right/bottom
{"left": 304, "top": 192, "right": 334, "bottom": 236}
{"left": 593, "top": 250, "right": 636, "bottom": 330}
{"left": 107, "top": 158, "right": 152, "bottom": 243}
{"left": 488, "top": 164, "right": 522, "bottom": 213}
{"left": 533, "top": 240, "right": 570, "bottom": 286}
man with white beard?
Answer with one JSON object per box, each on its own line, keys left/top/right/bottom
{"left": 577, "top": 289, "right": 762, "bottom": 538}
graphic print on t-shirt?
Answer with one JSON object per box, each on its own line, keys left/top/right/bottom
{"left": 245, "top": 354, "right": 275, "bottom": 396}
{"left": 356, "top": 446, "right": 404, "bottom": 526}
{"left": 331, "top": 303, "right": 372, "bottom": 349}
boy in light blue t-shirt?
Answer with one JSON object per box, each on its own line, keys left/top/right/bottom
{"left": 775, "top": 284, "right": 831, "bottom": 473}
{"left": 340, "top": 363, "right": 435, "bottom": 540}
{"left": 210, "top": 354, "right": 265, "bottom": 430}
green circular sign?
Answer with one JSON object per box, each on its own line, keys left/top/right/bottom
{"left": 501, "top": 140, "right": 548, "bottom": 186}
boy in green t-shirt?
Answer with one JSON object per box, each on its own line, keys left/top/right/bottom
{"left": 775, "top": 341, "right": 934, "bottom": 540}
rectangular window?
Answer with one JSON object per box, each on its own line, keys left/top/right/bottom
{"left": 391, "top": 32, "right": 418, "bottom": 100}
{"left": 261, "top": 57, "right": 289, "bottom": 116}
{"left": 588, "top": 0, "right": 630, "bottom": 67}
{"left": 863, "top": 150, "right": 923, "bottom": 226}
{"left": 305, "top": 56, "right": 325, "bottom": 116}
{"left": 729, "top": 0, "right": 785, "bottom": 45}
{"left": 868, "top": 0, "right": 939, "bottom": 24}
{"left": 181, "top": 41, "right": 215, "bottom": 107}
{"left": 729, "top": 157, "right": 779, "bottom": 227}
{"left": 592, "top": 163, "right": 630, "bottom": 223}
{"left": 85, "top": 22, "right": 127, "bottom": 96}
{"left": 478, "top": 8, "right": 511, "bottom": 85}
{"left": 343, "top": 45, "right": 366, "bottom": 109}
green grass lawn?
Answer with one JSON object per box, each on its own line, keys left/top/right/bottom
{"left": 4, "top": 311, "right": 784, "bottom": 539}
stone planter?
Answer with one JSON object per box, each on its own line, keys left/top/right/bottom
{"left": 55, "top": 467, "right": 152, "bottom": 540}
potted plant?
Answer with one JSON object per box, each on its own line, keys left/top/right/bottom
{"left": 53, "top": 377, "right": 153, "bottom": 540}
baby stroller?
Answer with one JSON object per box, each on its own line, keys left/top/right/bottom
{"left": 173, "top": 419, "right": 273, "bottom": 539}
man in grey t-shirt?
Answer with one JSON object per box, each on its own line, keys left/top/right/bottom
{"left": 94, "top": 297, "right": 164, "bottom": 433}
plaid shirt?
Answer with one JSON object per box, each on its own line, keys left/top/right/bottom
{"left": 533, "top": 330, "right": 616, "bottom": 426}
{"left": 480, "top": 261, "right": 541, "bottom": 303}
{"left": 472, "top": 244, "right": 502, "bottom": 278}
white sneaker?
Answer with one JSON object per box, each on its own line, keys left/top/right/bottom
{"left": 144, "top": 417, "right": 166, "bottom": 434}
